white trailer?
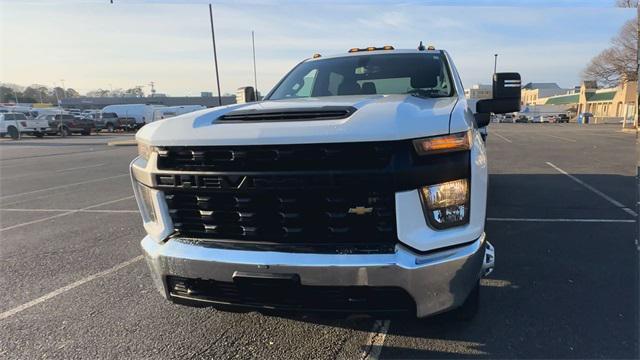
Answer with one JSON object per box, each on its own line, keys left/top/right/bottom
{"left": 150, "top": 105, "right": 206, "bottom": 122}
{"left": 101, "top": 104, "right": 165, "bottom": 126}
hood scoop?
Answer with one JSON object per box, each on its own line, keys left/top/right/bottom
{"left": 216, "top": 106, "right": 356, "bottom": 123}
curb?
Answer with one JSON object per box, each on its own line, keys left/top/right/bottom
{"left": 107, "top": 140, "right": 137, "bottom": 146}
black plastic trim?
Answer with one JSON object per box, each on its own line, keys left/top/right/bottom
{"left": 173, "top": 237, "right": 396, "bottom": 254}
{"left": 216, "top": 106, "right": 357, "bottom": 123}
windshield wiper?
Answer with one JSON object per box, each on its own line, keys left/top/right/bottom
{"left": 405, "top": 89, "right": 449, "bottom": 98}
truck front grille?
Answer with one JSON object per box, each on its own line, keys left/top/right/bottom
{"left": 164, "top": 189, "right": 396, "bottom": 247}
{"left": 156, "top": 142, "right": 396, "bottom": 171}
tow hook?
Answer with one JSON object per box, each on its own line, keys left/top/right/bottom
{"left": 482, "top": 241, "right": 495, "bottom": 276}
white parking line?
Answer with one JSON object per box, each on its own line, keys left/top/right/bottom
{"left": 0, "top": 196, "right": 134, "bottom": 232}
{"left": 0, "top": 255, "right": 143, "bottom": 321}
{"left": 487, "top": 217, "right": 635, "bottom": 223}
{"left": 0, "top": 208, "right": 138, "bottom": 213}
{"left": 55, "top": 163, "right": 105, "bottom": 173}
{"left": 0, "top": 173, "right": 128, "bottom": 200}
{"left": 0, "top": 163, "right": 108, "bottom": 180}
{"left": 492, "top": 132, "right": 513, "bottom": 143}
{"left": 546, "top": 161, "right": 637, "bottom": 217}
{"left": 545, "top": 134, "right": 577, "bottom": 143}
{"left": 361, "top": 320, "right": 390, "bottom": 360}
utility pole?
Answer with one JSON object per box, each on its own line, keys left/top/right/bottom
{"left": 493, "top": 54, "right": 498, "bottom": 74}
{"left": 148, "top": 81, "right": 156, "bottom": 97}
{"left": 252, "top": 30, "right": 258, "bottom": 101}
{"left": 208, "top": 3, "right": 222, "bottom": 106}
{"left": 53, "top": 82, "right": 63, "bottom": 137}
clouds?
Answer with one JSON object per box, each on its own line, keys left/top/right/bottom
{"left": 0, "top": 1, "right": 635, "bottom": 95}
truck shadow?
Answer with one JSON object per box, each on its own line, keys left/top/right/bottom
{"left": 246, "top": 173, "right": 638, "bottom": 359}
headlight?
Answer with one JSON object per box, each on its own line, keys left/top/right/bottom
{"left": 137, "top": 142, "right": 156, "bottom": 161}
{"left": 420, "top": 179, "right": 469, "bottom": 229}
{"left": 413, "top": 131, "right": 472, "bottom": 155}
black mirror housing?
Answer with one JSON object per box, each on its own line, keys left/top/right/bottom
{"left": 474, "top": 113, "right": 490, "bottom": 128}
{"left": 475, "top": 72, "right": 521, "bottom": 115}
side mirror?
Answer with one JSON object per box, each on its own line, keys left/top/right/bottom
{"left": 476, "top": 72, "right": 521, "bottom": 119}
{"left": 237, "top": 86, "right": 256, "bottom": 103}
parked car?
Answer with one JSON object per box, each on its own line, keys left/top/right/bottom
{"left": 131, "top": 45, "right": 522, "bottom": 319}
{"left": 500, "top": 114, "right": 515, "bottom": 123}
{"left": 94, "top": 112, "right": 137, "bottom": 132}
{"left": 43, "top": 114, "right": 95, "bottom": 136}
{"left": 532, "top": 115, "right": 553, "bottom": 123}
{"left": 556, "top": 114, "right": 569, "bottom": 123}
{"left": 0, "top": 112, "right": 49, "bottom": 139}
{"left": 515, "top": 115, "right": 529, "bottom": 123}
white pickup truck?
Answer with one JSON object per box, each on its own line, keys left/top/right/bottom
{"left": 131, "top": 45, "right": 520, "bottom": 319}
{"left": 0, "top": 112, "right": 49, "bottom": 139}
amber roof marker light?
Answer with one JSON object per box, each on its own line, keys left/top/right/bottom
{"left": 348, "top": 46, "right": 395, "bottom": 53}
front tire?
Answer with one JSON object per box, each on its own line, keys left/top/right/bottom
{"left": 59, "top": 126, "right": 71, "bottom": 137}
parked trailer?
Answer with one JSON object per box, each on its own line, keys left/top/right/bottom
{"left": 150, "top": 105, "right": 206, "bottom": 122}
{"left": 101, "top": 104, "right": 165, "bottom": 127}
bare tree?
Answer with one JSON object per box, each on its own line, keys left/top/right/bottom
{"left": 582, "top": 18, "right": 638, "bottom": 87}
{"left": 615, "top": 0, "right": 638, "bottom": 7}
{"left": 86, "top": 89, "right": 110, "bottom": 97}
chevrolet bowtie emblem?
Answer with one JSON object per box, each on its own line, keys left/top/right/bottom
{"left": 348, "top": 206, "right": 373, "bottom": 215}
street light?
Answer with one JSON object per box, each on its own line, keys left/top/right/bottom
{"left": 493, "top": 54, "right": 498, "bottom": 74}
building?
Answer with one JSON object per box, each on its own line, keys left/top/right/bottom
{"left": 535, "top": 80, "right": 637, "bottom": 124}
{"left": 521, "top": 82, "right": 571, "bottom": 105}
{"left": 464, "top": 84, "right": 492, "bottom": 100}
{"left": 60, "top": 95, "right": 236, "bottom": 110}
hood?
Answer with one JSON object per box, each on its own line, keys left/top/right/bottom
{"left": 137, "top": 95, "right": 459, "bottom": 146}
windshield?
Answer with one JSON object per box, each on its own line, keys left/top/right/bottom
{"left": 268, "top": 53, "right": 454, "bottom": 100}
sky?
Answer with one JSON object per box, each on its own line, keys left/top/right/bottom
{"left": 0, "top": 0, "right": 636, "bottom": 96}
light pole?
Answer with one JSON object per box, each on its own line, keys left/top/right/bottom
{"left": 493, "top": 54, "right": 498, "bottom": 74}
{"left": 252, "top": 30, "right": 258, "bottom": 101}
{"left": 208, "top": 3, "right": 222, "bottom": 107}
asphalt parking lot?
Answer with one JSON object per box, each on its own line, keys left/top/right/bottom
{"left": 0, "top": 124, "right": 637, "bottom": 359}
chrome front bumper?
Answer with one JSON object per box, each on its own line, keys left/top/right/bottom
{"left": 142, "top": 234, "right": 493, "bottom": 318}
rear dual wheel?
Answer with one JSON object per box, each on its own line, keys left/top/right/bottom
{"left": 8, "top": 126, "right": 19, "bottom": 139}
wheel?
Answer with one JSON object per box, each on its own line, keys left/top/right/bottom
{"left": 450, "top": 280, "right": 480, "bottom": 321}
{"left": 106, "top": 123, "right": 115, "bottom": 133}
{"left": 81, "top": 130, "right": 91, "bottom": 136}
{"left": 59, "top": 126, "right": 71, "bottom": 137}
{"left": 8, "top": 126, "right": 19, "bottom": 139}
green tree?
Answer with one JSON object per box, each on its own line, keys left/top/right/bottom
{"left": 65, "top": 88, "right": 80, "bottom": 98}
{"left": 124, "top": 86, "right": 144, "bottom": 97}
{"left": 0, "top": 86, "right": 18, "bottom": 102}
{"left": 22, "top": 87, "right": 42, "bottom": 103}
